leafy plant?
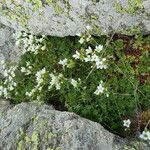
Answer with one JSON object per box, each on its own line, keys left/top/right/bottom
{"left": 0, "top": 29, "right": 149, "bottom": 139}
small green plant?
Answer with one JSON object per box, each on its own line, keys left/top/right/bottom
{"left": 0, "top": 28, "right": 149, "bottom": 139}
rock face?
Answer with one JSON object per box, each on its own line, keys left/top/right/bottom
{"left": 0, "top": 101, "right": 124, "bottom": 150}
{"left": 0, "top": 0, "right": 150, "bottom": 36}
{"left": 0, "top": 23, "right": 21, "bottom": 73}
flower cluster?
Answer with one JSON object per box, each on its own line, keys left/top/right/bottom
{"left": 58, "top": 58, "right": 68, "bottom": 69}
{"left": 73, "top": 45, "right": 107, "bottom": 70}
{"left": 25, "top": 68, "right": 47, "bottom": 98}
{"left": 76, "top": 25, "right": 92, "bottom": 44}
{"left": 35, "top": 68, "right": 46, "bottom": 87}
{"left": 49, "top": 73, "right": 64, "bottom": 90}
{"left": 21, "top": 61, "right": 33, "bottom": 75}
{"left": 16, "top": 31, "right": 46, "bottom": 55}
{"left": 94, "top": 81, "right": 108, "bottom": 97}
{"left": 25, "top": 87, "right": 38, "bottom": 98}
{"left": 0, "top": 60, "right": 17, "bottom": 98}
{"left": 140, "top": 130, "right": 150, "bottom": 142}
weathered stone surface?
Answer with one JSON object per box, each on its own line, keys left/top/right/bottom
{"left": 0, "top": 101, "right": 122, "bottom": 150}
{"left": 0, "top": 0, "right": 150, "bottom": 37}
{"left": 0, "top": 23, "right": 22, "bottom": 73}
{"left": 0, "top": 101, "right": 149, "bottom": 150}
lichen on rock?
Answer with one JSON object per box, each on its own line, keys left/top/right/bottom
{"left": 0, "top": 0, "right": 150, "bottom": 36}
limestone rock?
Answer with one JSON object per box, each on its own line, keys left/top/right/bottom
{"left": 0, "top": 0, "right": 150, "bottom": 37}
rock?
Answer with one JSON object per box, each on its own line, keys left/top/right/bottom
{"left": 0, "top": 102, "right": 149, "bottom": 150}
{"left": 0, "top": 0, "right": 150, "bottom": 36}
{"left": 0, "top": 99, "right": 10, "bottom": 107}
{"left": 0, "top": 102, "right": 122, "bottom": 150}
{"left": 0, "top": 23, "right": 22, "bottom": 73}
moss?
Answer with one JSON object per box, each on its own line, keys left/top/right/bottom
{"left": 114, "top": 0, "right": 144, "bottom": 15}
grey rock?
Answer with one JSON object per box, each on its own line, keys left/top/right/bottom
{"left": 0, "top": 0, "right": 150, "bottom": 37}
{"left": 0, "top": 99, "right": 10, "bottom": 107}
{"left": 0, "top": 23, "right": 22, "bottom": 73}
{"left": 0, "top": 102, "right": 149, "bottom": 150}
{"left": 0, "top": 102, "right": 122, "bottom": 150}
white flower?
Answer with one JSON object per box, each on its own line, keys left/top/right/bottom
{"left": 123, "top": 119, "right": 131, "bottom": 128}
{"left": 70, "top": 79, "right": 78, "bottom": 88}
{"left": 11, "top": 72, "right": 15, "bottom": 77}
{"left": 25, "top": 91, "right": 31, "bottom": 97}
{"left": 94, "top": 81, "right": 105, "bottom": 95}
{"left": 21, "top": 67, "right": 26, "bottom": 73}
{"left": 37, "top": 96, "right": 41, "bottom": 101}
{"left": 140, "top": 130, "right": 150, "bottom": 141}
{"left": 85, "top": 46, "right": 93, "bottom": 54}
{"left": 13, "top": 82, "right": 17, "bottom": 87}
{"left": 58, "top": 58, "right": 68, "bottom": 68}
{"left": 26, "top": 62, "right": 30, "bottom": 66}
{"left": 38, "top": 38, "right": 44, "bottom": 43}
{"left": 73, "top": 51, "right": 80, "bottom": 59}
{"left": 42, "top": 35, "right": 46, "bottom": 38}
{"left": 40, "top": 68, "right": 46, "bottom": 74}
{"left": 84, "top": 55, "right": 91, "bottom": 62}
{"left": 41, "top": 45, "right": 46, "bottom": 51}
{"left": 79, "top": 38, "right": 84, "bottom": 44}
{"left": 95, "top": 45, "right": 103, "bottom": 52}
{"left": 1, "top": 60, "right": 5, "bottom": 65}
{"left": 15, "top": 39, "right": 21, "bottom": 46}
{"left": 86, "top": 35, "right": 91, "bottom": 42}
{"left": 95, "top": 58, "right": 107, "bottom": 69}
{"left": 91, "top": 54, "right": 99, "bottom": 62}
{"left": 28, "top": 66, "right": 32, "bottom": 69}
{"left": 35, "top": 45, "right": 41, "bottom": 50}
{"left": 16, "top": 31, "right": 22, "bottom": 39}
{"left": 8, "top": 86, "right": 14, "bottom": 91}
{"left": 17, "top": 32, "right": 46, "bottom": 55}
{"left": 8, "top": 76, "right": 13, "bottom": 81}
{"left": 23, "top": 32, "right": 28, "bottom": 37}
{"left": 49, "top": 73, "right": 63, "bottom": 90}
{"left": 0, "top": 86, "right": 3, "bottom": 91}
{"left": 0, "top": 86, "right": 3, "bottom": 96}
{"left": 3, "top": 70, "right": 8, "bottom": 77}
{"left": 76, "top": 33, "right": 81, "bottom": 37}
{"left": 35, "top": 68, "right": 46, "bottom": 85}
{"left": 3, "top": 88, "right": 8, "bottom": 97}
{"left": 29, "top": 35, "right": 34, "bottom": 41}
{"left": 86, "top": 25, "right": 92, "bottom": 30}
{"left": 26, "top": 87, "right": 37, "bottom": 97}
{"left": 0, "top": 91, "right": 2, "bottom": 96}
